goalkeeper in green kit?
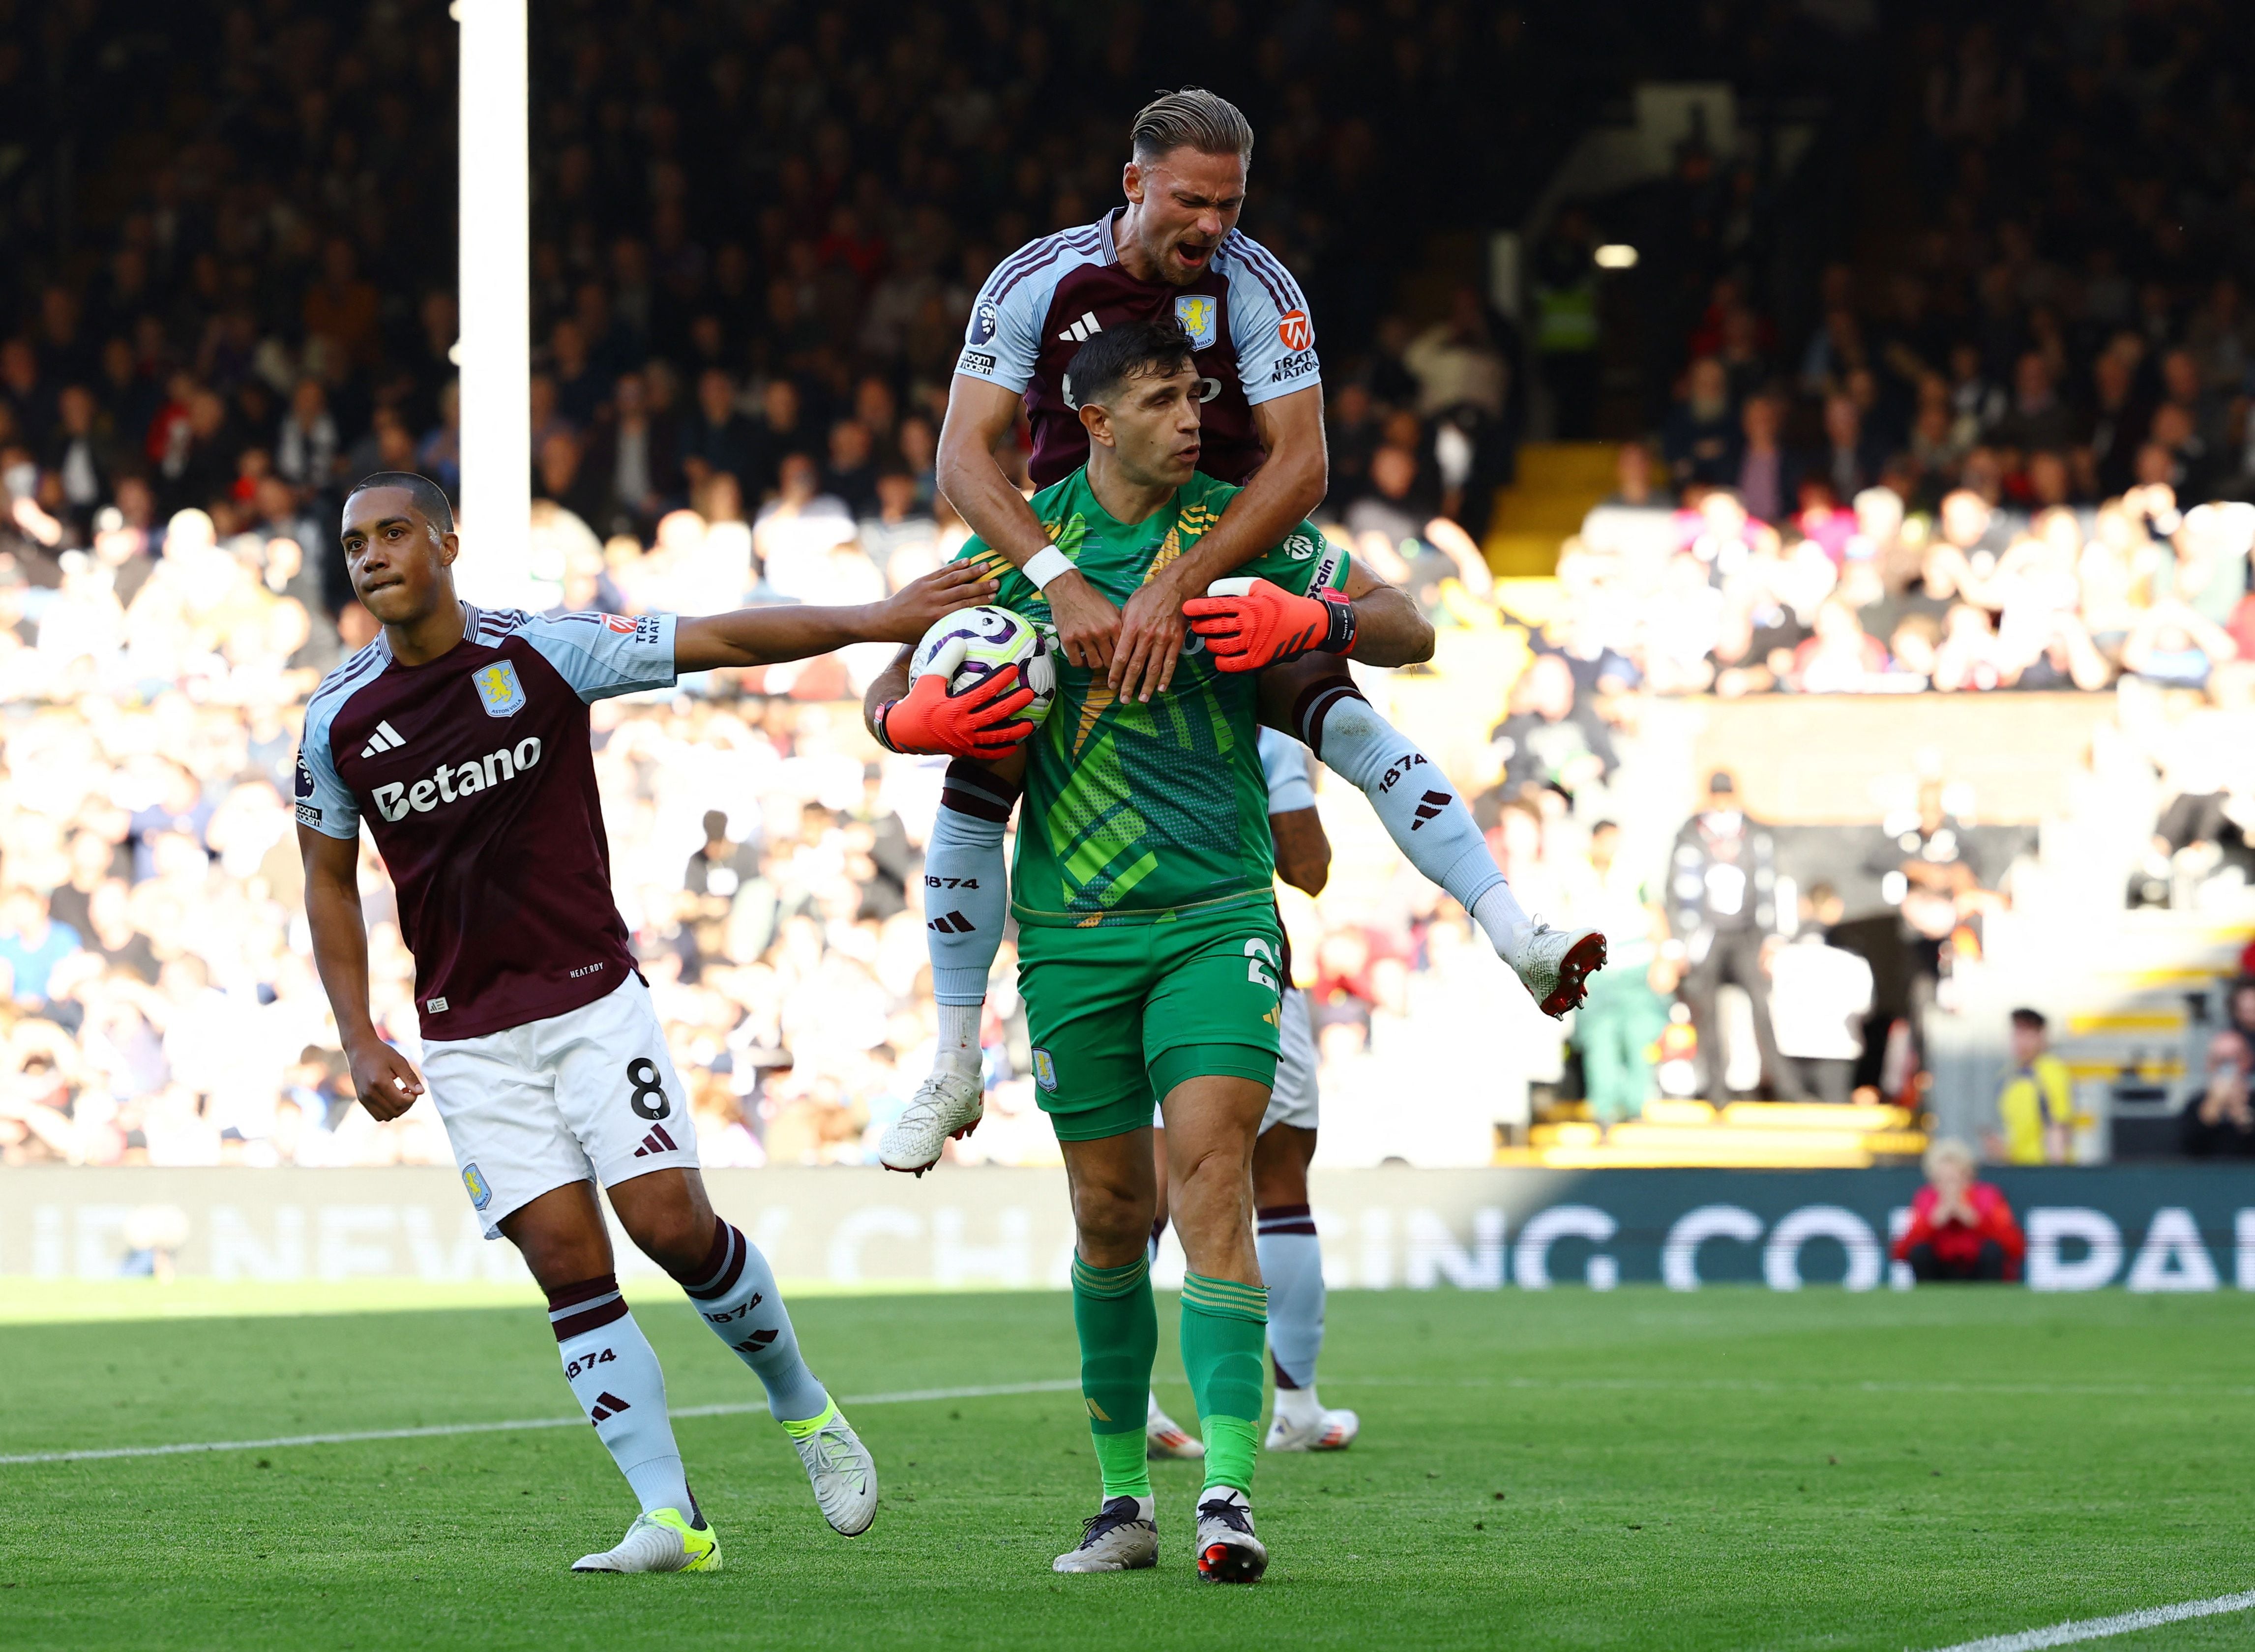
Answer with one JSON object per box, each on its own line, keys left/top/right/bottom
{"left": 862, "top": 319, "right": 1438, "bottom": 1581}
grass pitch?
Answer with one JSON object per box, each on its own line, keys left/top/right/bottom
{"left": 2, "top": 1284, "right": 2252, "bottom": 1651}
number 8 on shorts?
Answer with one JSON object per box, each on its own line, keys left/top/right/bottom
{"left": 626, "top": 1057, "right": 671, "bottom": 1120}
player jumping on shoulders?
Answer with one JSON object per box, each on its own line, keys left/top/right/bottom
{"left": 865, "top": 320, "right": 1436, "bottom": 1580}
{"left": 297, "top": 471, "right": 995, "bottom": 1573}
{"left": 881, "top": 86, "right": 1602, "bottom": 1175}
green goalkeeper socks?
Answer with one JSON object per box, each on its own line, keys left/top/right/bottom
{"left": 1072, "top": 1253, "right": 1157, "bottom": 1500}
{"left": 1180, "top": 1272, "right": 1269, "bottom": 1495}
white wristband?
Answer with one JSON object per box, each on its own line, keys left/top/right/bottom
{"left": 1023, "top": 547, "right": 1075, "bottom": 590}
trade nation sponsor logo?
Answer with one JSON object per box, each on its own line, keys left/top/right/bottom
{"left": 1276, "top": 308, "right": 1313, "bottom": 352}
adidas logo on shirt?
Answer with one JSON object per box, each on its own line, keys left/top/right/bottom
{"left": 1056, "top": 310, "right": 1101, "bottom": 343}
{"left": 359, "top": 720, "right": 407, "bottom": 758}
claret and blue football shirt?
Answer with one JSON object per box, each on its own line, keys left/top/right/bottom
{"left": 295, "top": 606, "right": 674, "bottom": 1040}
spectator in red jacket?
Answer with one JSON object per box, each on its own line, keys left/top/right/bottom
{"left": 1894, "top": 1137, "right": 2024, "bottom": 1282}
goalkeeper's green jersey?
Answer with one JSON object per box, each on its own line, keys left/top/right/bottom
{"left": 951, "top": 466, "right": 1347, "bottom": 929}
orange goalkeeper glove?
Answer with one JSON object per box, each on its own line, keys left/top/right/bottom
{"left": 875, "top": 643, "right": 1036, "bottom": 757}
{"left": 1183, "top": 576, "right": 1357, "bottom": 674}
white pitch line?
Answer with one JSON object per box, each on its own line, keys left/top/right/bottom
{"left": 1321, "top": 1375, "right": 2255, "bottom": 1400}
{"left": 1923, "top": 1588, "right": 2255, "bottom": 1652}
{"left": 0, "top": 1378, "right": 1079, "bottom": 1467}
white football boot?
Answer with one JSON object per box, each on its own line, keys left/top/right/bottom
{"left": 1506, "top": 921, "right": 1607, "bottom": 1018}
{"left": 878, "top": 1062, "right": 983, "bottom": 1175}
{"left": 1146, "top": 1391, "right": 1205, "bottom": 1460}
{"left": 1193, "top": 1487, "right": 1268, "bottom": 1583}
{"left": 787, "top": 1399, "right": 879, "bottom": 1536}
{"left": 571, "top": 1507, "right": 721, "bottom": 1572}
{"left": 1265, "top": 1403, "right": 1360, "bottom": 1452}
{"left": 1052, "top": 1495, "right": 1159, "bottom": 1572}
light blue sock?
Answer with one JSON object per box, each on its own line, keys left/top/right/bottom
{"left": 548, "top": 1276, "right": 694, "bottom": 1515}
{"left": 675, "top": 1220, "right": 831, "bottom": 1424}
{"left": 926, "top": 774, "right": 1013, "bottom": 1007}
{"left": 1255, "top": 1207, "right": 1325, "bottom": 1392}
{"left": 1303, "top": 685, "right": 1522, "bottom": 949}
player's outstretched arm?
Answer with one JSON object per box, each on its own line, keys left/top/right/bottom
{"left": 673, "top": 562, "right": 998, "bottom": 672}
{"left": 1187, "top": 559, "right": 1434, "bottom": 674}
{"left": 1109, "top": 386, "right": 1329, "bottom": 702}
{"left": 938, "top": 374, "right": 1122, "bottom": 673}
{"left": 298, "top": 826, "right": 425, "bottom": 1122}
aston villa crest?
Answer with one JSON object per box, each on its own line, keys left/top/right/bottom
{"left": 1174, "top": 294, "right": 1217, "bottom": 350}
{"left": 472, "top": 658, "right": 526, "bottom": 718}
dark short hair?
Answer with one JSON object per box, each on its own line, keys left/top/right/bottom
{"left": 2010, "top": 1007, "right": 2047, "bottom": 1032}
{"left": 1131, "top": 87, "right": 1254, "bottom": 163}
{"left": 347, "top": 471, "right": 454, "bottom": 535}
{"left": 1065, "top": 319, "right": 1197, "bottom": 412}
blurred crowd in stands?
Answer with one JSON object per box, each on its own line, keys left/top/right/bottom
{"left": 0, "top": 1, "right": 1576, "bottom": 1168}
{"left": 6, "top": 1, "right": 2255, "bottom": 1167}
{"left": 1536, "top": 4, "right": 2255, "bottom": 704}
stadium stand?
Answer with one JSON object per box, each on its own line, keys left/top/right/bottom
{"left": 4, "top": 4, "right": 2255, "bottom": 1174}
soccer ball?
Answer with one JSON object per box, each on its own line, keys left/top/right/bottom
{"left": 909, "top": 604, "right": 1057, "bottom": 728}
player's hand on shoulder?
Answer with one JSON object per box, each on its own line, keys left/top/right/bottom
{"left": 876, "top": 656, "right": 1037, "bottom": 759}
{"left": 350, "top": 1042, "right": 426, "bottom": 1121}
{"left": 1185, "top": 576, "right": 1355, "bottom": 673}
{"left": 873, "top": 561, "right": 999, "bottom": 642}
{"left": 1045, "top": 569, "right": 1121, "bottom": 674}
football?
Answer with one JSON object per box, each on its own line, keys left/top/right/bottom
{"left": 908, "top": 604, "right": 1058, "bottom": 728}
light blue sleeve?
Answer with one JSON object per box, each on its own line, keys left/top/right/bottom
{"left": 516, "top": 611, "right": 679, "bottom": 703}
{"left": 1258, "top": 729, "right": 1316, "bottom": 815}
{"left": 1223, "top": 233, "right": 1321, "bottom": 407}
{"left": 954, "top": 241, "right": 1056, "bottom": 396}
{"left": 294, "top": 707, "right": 360, "bottom": 841}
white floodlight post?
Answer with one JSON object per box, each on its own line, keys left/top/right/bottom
{"left": 455, "top": 0, "right": 532, "bottom": 605}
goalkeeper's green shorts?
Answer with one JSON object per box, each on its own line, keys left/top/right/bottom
{"left": 1015, "top": 901, "right": 1283, "bottom": 1142}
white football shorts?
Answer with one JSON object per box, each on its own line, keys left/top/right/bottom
{"left": 420, "top": 972, "right": 700, "bottom": 1239}
{"left": 1147, "top": 986, "right": 1319, "bottom": 1135}
{"left": 1262, "top": 985, "right": 1319, "bottom": 1133}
